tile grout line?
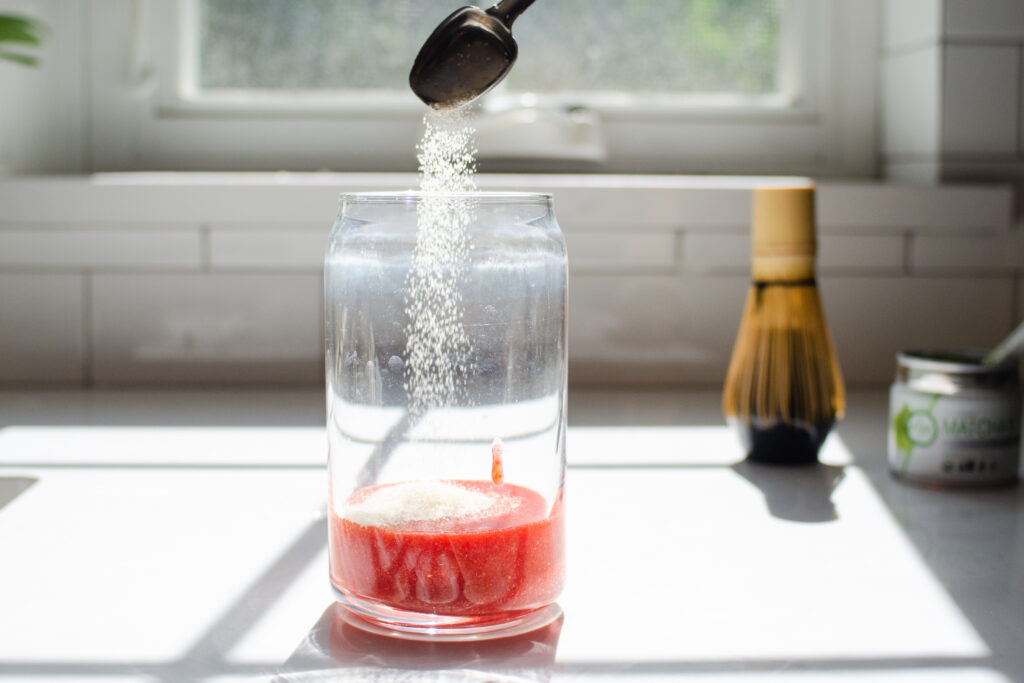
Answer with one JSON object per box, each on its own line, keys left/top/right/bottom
{"left": 81, "top": 270, "right": 94, "bottom": 388}
{"left": 675, "top": 229, "right": 685, "bottom": 274}
{"left": 81, "top": 0, "right": 94, "bottom": 173}
{"left": 200, "top": 224, "right": 212, "bottom": 272}
{"left": 902, "top": 231, "right": 913, "bottom": 274}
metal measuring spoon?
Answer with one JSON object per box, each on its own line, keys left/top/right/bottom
{"left": 983, "top": 318, "right": 1024, "bottom": 366}
{"left": 409, "top": 0, "right": 536, "bottom": 109}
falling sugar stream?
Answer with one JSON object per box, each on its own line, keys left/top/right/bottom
{"left": 404, "top": 109, "right": 479, "bottom": 417}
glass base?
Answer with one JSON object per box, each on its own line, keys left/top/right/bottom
{"left": 332, "top": 586, "right": 562, "bottom": 642}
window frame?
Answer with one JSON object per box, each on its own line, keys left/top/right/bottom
{"left": 86, "top": 0, "right": 879, "bottom": 176}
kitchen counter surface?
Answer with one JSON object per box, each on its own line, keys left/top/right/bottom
{"left": 1, "top": 388, "right": 1021, "bottom": 682}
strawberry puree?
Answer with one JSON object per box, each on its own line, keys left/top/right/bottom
{"left": 329, "top": 480, "right": 564, "bottom": 616}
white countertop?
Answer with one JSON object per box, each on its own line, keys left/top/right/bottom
{"left": 0, "top": 389, "right": 1021, "bottom": 682}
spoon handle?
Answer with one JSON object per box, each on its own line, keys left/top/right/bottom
{"left": 488, "top": 0, "right": 537, "bottom": 27}
{"left": 984, "top": 318, "right": 1024, "bottom": 366}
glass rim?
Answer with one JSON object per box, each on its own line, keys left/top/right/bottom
{"left": 339, "top": 191, "right": 553, "bottom": 204}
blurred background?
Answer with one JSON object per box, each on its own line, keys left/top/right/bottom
{"left": 0, "top": 0, "right": 1021, "bottom": 388}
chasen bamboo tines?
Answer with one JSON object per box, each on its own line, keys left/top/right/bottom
{"left": 722, "top": 185, "right": 845, "bottom": 463}
{"left": 723, "top": 282, "right": 845, "bottom": 427}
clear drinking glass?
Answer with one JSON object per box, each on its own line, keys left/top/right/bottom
{"left": 324, "top": 192, "right": 567, "bottom": 640}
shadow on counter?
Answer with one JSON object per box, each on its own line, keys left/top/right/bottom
{"left": 0, "top": 476, "right": 37, "bottom": 512}
{"left": 731, "top": 459, "right": 846, "bottom": 523}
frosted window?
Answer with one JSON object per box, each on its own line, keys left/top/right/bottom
{"left": 196, "top": 0, "right": 780, "bottom": 95}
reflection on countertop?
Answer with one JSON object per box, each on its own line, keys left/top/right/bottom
{"left": 280, "top": 603, "right": 562, "bottom": 682}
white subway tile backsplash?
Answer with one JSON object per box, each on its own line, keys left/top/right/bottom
{"left": 881, "top": 47, "right": 942, "bottom": 157}
{"left": 818, "top": 183, "right": 1013, "bottom": 232}
{"left": 553, "top": 187, "right": 749, "bottom": 231}
{"left": 566, "top": 233, "right": 676, "bottom": 272}
{"left": 683, "top": 234, "right": 749, "bottom": 273}
{"left": 569, "top": 274, "right": 749, "bottom": 385}
{"left": 818, "top": 235, "right": 905, "bottom": 272}
{"left": 941, "top": 45, "right": 1020, "bottom": 156}
{"left": 0, "top": 175, "right": 1015, "bottom": 235}
{"left": 0, "top": 274, "right": 83, "bottom": 384}
{"left": 943, "top": 0, "right": 1024, "bottom": 40}
{"left": 911, "top": 234, "right": 1021, "bottom": 272}
{"left": 210, "top": 228, "right": 328, "bottom": 270}
{"left": 484, "top": 175, "right": 773, "bottom": 229}
{"left": 570, "top": 274, "right": 1015, "bottom": 386}
{"left": 0, "top": 177, "right": 346, "bottom": 224}
{"left": 209, "top": 222, "right": 328, "bottom": 233}
{"left": 882, "top": 161, "right": 943, "bottom": 184}
{"left": 0, "top": 175, "right": 757, "bottom": 230}
{"left": 821, "top": 276, "right": 1015, "bottom": 383}
{"left": 91, "top": 274, "right": 322, "bottom": 385}
{"left": 884, "top": 0, "right": 942, "bottom": 50}
{"left": 0, "top": 176, "right": 1018, "bottom": 388}
{"left": 211, "top": 227, "right": 680, "bottom": 273}
{"left": 0, "top": 230, "right": 200, "bottom": 269}
{"left": 682, "top": 234, "right": 906, "bottom": 275}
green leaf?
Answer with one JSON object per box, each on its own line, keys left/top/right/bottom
{"left": 0, "top": 16, "right": 45, "bottom": 46}
{"left": 0, "top": 15, "right": 45, "bottom": 67}
{"left": 0, "top": 51, "right": 39, "bottom": 66}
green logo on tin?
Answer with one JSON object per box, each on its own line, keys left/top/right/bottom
{"left": 893, "top": 397, "right": 940, "bottom": 474}
{"left": 906, "top": 410, "right": 937, "bottom": 446}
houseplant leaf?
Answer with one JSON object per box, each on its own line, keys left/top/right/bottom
{"left": 0, "top": 15, "right": 46, "bottom": 66}
{"left": 0, "top": 51, "right": 38, "bottom": 66}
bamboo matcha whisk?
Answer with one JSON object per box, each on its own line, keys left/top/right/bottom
{"left": 723, "top": 186, "right": 845, "bottom": 464}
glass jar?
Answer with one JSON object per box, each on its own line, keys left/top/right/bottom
{"left": 324, "top": 192, "right": 567, "bottom": 640}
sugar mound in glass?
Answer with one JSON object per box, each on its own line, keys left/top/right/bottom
{"left": 329, "top": 480, "right": 564, "bottom": 614}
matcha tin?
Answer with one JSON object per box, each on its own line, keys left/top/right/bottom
{"left": 888, "top": 350, "right": 1020, "bottom": 487}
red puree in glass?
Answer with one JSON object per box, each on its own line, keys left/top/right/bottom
{"left": 329, "top": 480, "right": 564, "bottom": 616}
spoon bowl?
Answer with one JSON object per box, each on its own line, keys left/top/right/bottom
{"left": 409, "top": 0, "right": 536, "bottom": 109}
